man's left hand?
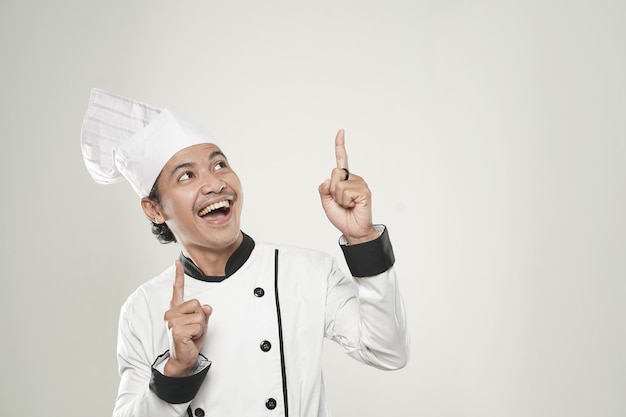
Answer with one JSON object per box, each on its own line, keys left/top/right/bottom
{"left": 318, "top": 129, "right": 379, "bottom": 245}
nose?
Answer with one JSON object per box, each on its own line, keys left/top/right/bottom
{"left": 199, "top": 171, "right": 226, "bottom": 195}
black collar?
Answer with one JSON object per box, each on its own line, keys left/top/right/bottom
{"left": 179, "top": 232, "right": 255, "bottom": 282}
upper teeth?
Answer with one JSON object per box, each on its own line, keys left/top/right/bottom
{"left": 199, "top": 200, "right": 230, "bottom": 216}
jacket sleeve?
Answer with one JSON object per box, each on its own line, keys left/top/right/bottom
{"left": 325, "top": 225, "right": 410, "bottom": 370}
{"left": 113, "top": 293, "right": 210, "bottom": 417}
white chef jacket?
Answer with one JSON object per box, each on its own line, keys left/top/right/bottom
{"left": 113, "top": 226, "right": 408, "bottom": 417}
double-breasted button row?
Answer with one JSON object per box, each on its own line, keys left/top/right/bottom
{"left": 255, "top": 289, "right": 272, "bottom": 350}
{"left": 194, "top": 398, "right": 276, "bottom": 412}
{"left": 195, "top": 400, "right": 275, "bottom": 414}
{"left": 253, "top": 286, "right": 276, "bottom": 410}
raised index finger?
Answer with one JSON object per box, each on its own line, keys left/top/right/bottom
{"left": 335, "top": 129, "right": 349, "bottom": 170}
{"left": 171, "top": 260, "right": 185, "bottom": 308}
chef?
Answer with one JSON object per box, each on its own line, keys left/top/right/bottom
{"left": 81, "top": 88, "right": 409, "bottom": 417}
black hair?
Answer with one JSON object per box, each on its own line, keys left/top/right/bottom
{"left": 147, "top": 181, "right": 177, "bottom": 244}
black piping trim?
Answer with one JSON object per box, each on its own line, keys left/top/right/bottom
{"left": 274, "top": 249, "right": 289, "bottom": 416}
{"left": 186, "top": 406, "right": 192, "bottom": 417}
{"left": 180, "top": 232, "right": 255, "bottom": 282}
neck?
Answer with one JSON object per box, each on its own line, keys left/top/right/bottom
{"left": 182, "top": 232, "right": 244, "bottom": 276}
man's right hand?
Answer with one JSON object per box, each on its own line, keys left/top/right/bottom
{"left": 163, "top": 260, "right": 213, "bottom": 377}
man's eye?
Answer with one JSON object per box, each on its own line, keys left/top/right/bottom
{"left": 179, "top": 172, "right": 192, "bottom": 181}
{"left": 215, "top": 161, "right": 228, "bottom": 171}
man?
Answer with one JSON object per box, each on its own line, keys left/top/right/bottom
{"left": 81, "top": 88, "right": 408, "bottom": 417}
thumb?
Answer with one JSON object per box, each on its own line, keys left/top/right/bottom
{"left": 202, "top": 305, "right": 213, "bottom": 322}
{"left": 318, "top": 179, "right": 331, "bottom": 198}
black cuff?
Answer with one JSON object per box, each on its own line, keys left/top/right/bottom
{"left": 149, "top": 352, "right": 211, "bottom": 404}
{"left": 340, "top": 225, "right": 395, "bottom": 277}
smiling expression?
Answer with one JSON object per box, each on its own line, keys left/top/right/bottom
{"left": 149, "top": 143, "right": 244, "bottom": 257}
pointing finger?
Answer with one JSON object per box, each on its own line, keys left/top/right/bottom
{"left": 171, "top": 260, "right": 185, "bottom": 308}
{"left": 335, "top": 129, "right": 349, "bottom": 170}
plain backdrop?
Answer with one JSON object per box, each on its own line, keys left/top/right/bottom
{"left": 1, "top": 1, "right": 624, "bottom": 416}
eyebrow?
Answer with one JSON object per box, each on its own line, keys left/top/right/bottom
{"left": 211, "top": 150, "right": 227, "bottom": 161}
{"left": 168, "top": 150, "right": 228, "bottom": 179}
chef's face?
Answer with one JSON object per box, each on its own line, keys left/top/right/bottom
{"left": 150, "top": 143, "right": 243, "bottom": 253}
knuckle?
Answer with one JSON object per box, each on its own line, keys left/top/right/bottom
{"left": 188, "top": 299, "right": 201, "bottom": 308}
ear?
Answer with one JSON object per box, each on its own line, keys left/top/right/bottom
{"left": 141, "top": 197, "right": 164, "bottom": 224}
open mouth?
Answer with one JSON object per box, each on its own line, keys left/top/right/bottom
{"left": 198, "top": 200, "right": 231, "bottom": 218}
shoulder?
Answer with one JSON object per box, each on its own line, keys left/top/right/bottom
{"left": 253, "top": 241, "right": 337, "bottom": 271}
{"left": 120, "top": 265, "right": 175, "bottom": 317}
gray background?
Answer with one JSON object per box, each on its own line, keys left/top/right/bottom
{"left": 1, "top": 0, "right": 624, "bottom": 416}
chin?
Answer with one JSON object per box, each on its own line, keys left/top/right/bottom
{"left": 209, "top": 227, "right": 241, "bottom": 249}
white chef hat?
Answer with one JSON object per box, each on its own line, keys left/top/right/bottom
{"left": 80, "top": 88, "right": 216, "bottom": 197}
